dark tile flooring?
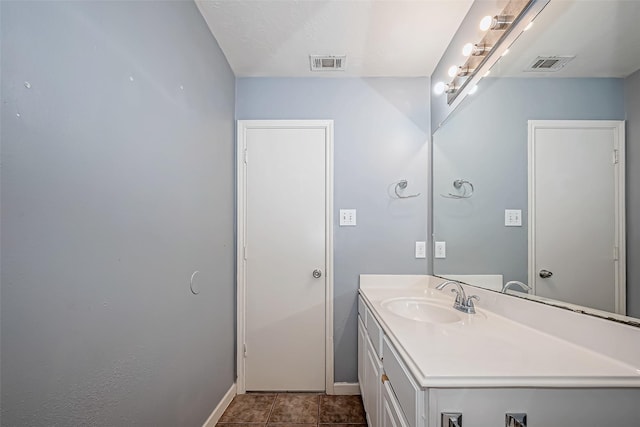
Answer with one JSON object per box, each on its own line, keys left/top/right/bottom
{"left": 217, "top": 393, "right": 366, "bottom": 427}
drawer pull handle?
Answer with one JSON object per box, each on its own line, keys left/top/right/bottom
{"left": 381, "top": 374, "right": 389, "bottom": 383}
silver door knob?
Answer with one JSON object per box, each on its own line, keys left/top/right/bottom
{"left": 539, "top": 269, "right": 553, "bottom": 278}
{"left": 312, "top": 269, "right": 322, "bottom": 279}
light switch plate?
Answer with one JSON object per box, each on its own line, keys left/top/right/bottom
{"left": 339, "top": 209, "right": 357, "bottom": 226}
{"left": 434, "top": 241, "right": 446, "bottom": 258}
{"left": 505, "top": 209, "right": 522, "bottom": 227}
{"left": 415, "top": 241, "right": 426, "bottom": 258}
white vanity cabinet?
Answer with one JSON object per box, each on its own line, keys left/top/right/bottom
{"left": 358, "top": 296, "right": 417, "bottom": 427}
{"left": 381, "top": 379, "right": 408, "bottom": 427}
{"left": 426, "top": 388, "right": 640, "bottom": 427}
{"left": 358, "top": 296, "right": 383, "bottom": 427}
{"left": 357, "top": 316, "right": 366, "bottom": 393}
{"left": 382, "top": 337, "right": 424, "bottom": 427}
{"left": 358, "top": 275, "right": 640, "bottom": 427}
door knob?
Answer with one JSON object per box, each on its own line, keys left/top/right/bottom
{"left": 312, "top": 269, "right": 322, "bottom": 279}
{"left": 539, "top": 269, "right": 553, "bottom": 278}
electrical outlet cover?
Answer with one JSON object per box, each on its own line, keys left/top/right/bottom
{"left": 339, "top": 209, "right": 357, "bottom": 226}
{"left": 505, "top": 209, "right": 522, "bottom": 227}
{"left": 435, "top": 241, "right": 446, "bottom": 258}
{"left": 415, "top": 241, "right": 426, "bottom": 258}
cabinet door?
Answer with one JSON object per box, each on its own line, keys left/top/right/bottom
{"left": 382, "top": 337, "right": 422, "bottom": 427}
{"left": 382, "top": 380, "right": 409, "bottom": 427}
{"left": 357, "top": 316, "right": 366, "bottom": 393}
{"left": 364, "top": 334, "right": 380, "bottom": 427}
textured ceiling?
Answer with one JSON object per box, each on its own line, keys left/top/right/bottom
{"left": 195, "top": 0, "right": 474, "bottom": 77}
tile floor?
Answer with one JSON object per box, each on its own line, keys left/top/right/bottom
{"left": 217, "top": 393, "right": 366, "bottom": 427}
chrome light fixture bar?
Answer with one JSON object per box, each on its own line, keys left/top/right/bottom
{"left": 447, "top": 0, "right": 532, "bottom": 104}
{"left": 433, "top": 0, "right": 550, "bottom": 110}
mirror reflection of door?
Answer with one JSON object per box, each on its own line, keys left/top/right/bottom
{"left": 528, "top": 120, "right": 625, "bottom": 314}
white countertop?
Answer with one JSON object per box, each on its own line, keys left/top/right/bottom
{"left": 360, "top": 275, "right": 640, "bottom": 388}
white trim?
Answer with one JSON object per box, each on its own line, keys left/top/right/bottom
{"left": 325, "top": 120, "right": 335, "bottom": 395}
{"left": 333, "top": 382, "right": 361, "bottom": 395}
{"left": 202, "top": 383, "right": 236, "bottom": 427}
{"left": 236, "top": 120, "right": 335, "bottom": 394}
{"left": 528, "top": 120, "right": 626, "bottom": 315}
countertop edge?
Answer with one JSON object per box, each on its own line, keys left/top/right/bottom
{"left": 358, "top": 287, "right": 640, "bottom": 389}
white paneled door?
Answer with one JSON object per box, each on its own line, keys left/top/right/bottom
{"left": 528, "top": 120, "right": 625, "bottom": 314}
{"left": 238, "top": 121, "right": 333, "bottom": 392}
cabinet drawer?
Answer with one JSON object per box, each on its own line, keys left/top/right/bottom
{"left": 382, "top": 379, "right": 409, "bottom": 427}
{"left": 363, "top": 330, "right": 382, "bottom": 427}
{"left": 365, "top": 307, "right": 384, "bottom": 359}
{"left": 383, "top": 337, "right": 422, "bottom": 427}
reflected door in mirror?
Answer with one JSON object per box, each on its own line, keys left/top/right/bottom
{"left": 529, "top": 120, "right": 625, "bottom": 314}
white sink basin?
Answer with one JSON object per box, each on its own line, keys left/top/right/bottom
{"left": 381, "top": 297, "right": 462, "bottom": 324}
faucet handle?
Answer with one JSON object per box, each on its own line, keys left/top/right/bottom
{"left": 465, "top": 295, "right": 479, "bottom": 308}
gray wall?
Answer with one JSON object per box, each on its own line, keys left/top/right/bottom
{"left": 236, "top": 77, "right": 430, "bottom": 382}
{"left": 625, "top": 69, "right": 640, "bottom": 317}
{"left": 1, "top": 1, "right": 236, "bottom": 425}
{"left": 433, "top": 77, "right": 625, "bottom": 285}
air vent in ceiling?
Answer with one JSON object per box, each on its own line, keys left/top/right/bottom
{"left": 525, "top": 56, "right": 575, "bottom": 72}
{"left": 310, "top": 55, "right": 346, "bottom": 71}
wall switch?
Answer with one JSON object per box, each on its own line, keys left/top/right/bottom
{"left": 415, "top": 241, "right": 426, "bottom": 258}
{"left": 339, "top": 209, "right": 357, "bottom": 226}
{"left": 434, "top": 241, "right": 446, "bottom": 259}
{"left": 505, "top": 209, "right": 522, "bottom": 227}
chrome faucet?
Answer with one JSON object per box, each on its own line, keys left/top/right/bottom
{"left": 501, "top": 281, "right": 532, "bottom": 294}
{"left": 435, "top": 280, "right": 479, "bottom": 314}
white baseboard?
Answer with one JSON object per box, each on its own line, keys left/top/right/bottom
{"left": 203, "top": 382, "right": 236, "bottom": 427}
{"left": 332, "top": 382, "right": 361, "bottom": 395}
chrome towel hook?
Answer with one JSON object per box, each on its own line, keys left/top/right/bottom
{"left": 393, "top": 179, "right": 421, "bottom": 199}
{"left": 441, "top": 179, "right": 474, "bottom": 199}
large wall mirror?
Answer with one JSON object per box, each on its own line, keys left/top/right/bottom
{"left": 432, "top": 0, "right": 640, "bottom": 323}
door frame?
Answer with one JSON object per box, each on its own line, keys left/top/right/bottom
{"left": 528, "top": 120, "right": 626, "bottom": 314}
{"left": 236, "top": 120, "right": 334, "bottom": 394}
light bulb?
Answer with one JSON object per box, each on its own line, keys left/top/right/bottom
{"left": 462, "top": 43, "right": 474, "bottom": 57}
{"left": 469, "top": 85, "right": 478, "bottom": 95}
{"left": 433, "top": 81, "right": 446, "bottom": 95}
{"left": 448, "top": 65, "right": 459, "bottom": 78}
{"left": 479, "top": 15, "right": 493, "bottom": 31}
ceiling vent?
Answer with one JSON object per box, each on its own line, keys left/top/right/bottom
{"left": 310, "top": 55, "right": 346, "bottom": 71}
{"left": 525, "top": 56, "right": 575, "bottom": 72}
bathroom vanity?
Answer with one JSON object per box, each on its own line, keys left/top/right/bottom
{"left": 358, "top": 275, "right": 640, "bottom": 427}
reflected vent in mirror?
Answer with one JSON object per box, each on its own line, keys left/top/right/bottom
{"left": 525, "top": 55, "right": 575, "bottom": 72}
{"left": 310, "top": 55, "right": 346, "bottom": 71}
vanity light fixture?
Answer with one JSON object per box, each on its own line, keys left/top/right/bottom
{"left": 462, "top": 42, "right": 492, "bottom": 57}
{"left": 435, "top": 0, "right": 551, "bottom": 109}
{"left": 462, "top": 42, "right": 473, "bottom": 57}
{"left": 433, "top": 81, "right": 456, "bottom": 95}
{"left": 433, "top": 81, "right": 446, "bottom": 95}
{"left": 479, "top": 14, "right": 514, "bottom": 31}
{"left": 458, "top": 66, "right": 475, "bottom": 77}
{"left": 449, "top": 65, "right": 475, "bottom": 78}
